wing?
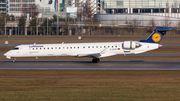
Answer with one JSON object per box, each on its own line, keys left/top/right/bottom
{"left": 77, "top": 48, "right": 116, "bottom": 58}
{"left": 77, "top": 53, "right": 101, "bottom": 58}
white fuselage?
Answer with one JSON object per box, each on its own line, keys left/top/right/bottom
{"left": 4, "top": 41, "right": 160, "bottom": 59}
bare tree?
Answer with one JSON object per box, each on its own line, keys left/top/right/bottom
{"left": 161, "top": 18, "right": 172, "bottom": 27}
{"left": 124, "top": 18, "right": 141, "bottom": 34}
{"left": 22, "top": 4, "right": 39, "bottom": 19}
{"left": 77, "top": 5, "right": 94, "bottom": 21}
{"left": 18, "top": 16, "right": 26, "bottom": 35}
{"left": 148, "top": 19, "right": 157, "bottom": 33}
{"left": 76, "top": 5, "right": 99, "bottom": 35}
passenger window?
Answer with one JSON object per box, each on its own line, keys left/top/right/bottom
{"left": 51, "top": 47, "right": 53, "bottom": 49}
{"left": 70, "top": 47, "right": 72, "bottom": 49}
{"left": 33, "top": 48, "right": 34, "bottom": 50}
{"left": 47, "top": 48, "right": 49, "bottom": 49}
{"left": 88, "top": 46, "right": 90, "bottom": 48}
{"left": 115, "top": 46, "right": 117, "bottom": 48}
{"left": 78, "top": 47, "right": 79, "bottom": 49}
{"left": 74, "top": 47, "right": 75, "bottom": 49}
{"left": 83, "top": 46, "right": 85, "bottom": 48}
{"left": 100, "top": 46, "right": 102, "bottom": 48}
{"left": 108, "top": 46, "right": 110, "bottom": 48}
{"left": 67, "top": 47, "right": 68, "bottom": 49}
{"left": 44, "top": 48, "right": 45, "bottom": 50}
{"left": 59, "top": 47, "right": 61, "bottom": 49}
{"left": 104, "top": 46, "right": 106, "bottom": 48}
{"left": 96, "top": 46, "right": 98, "bottom": 48}
{"left": 40, "top": 48, "right": 41, "bottom": 50}
{"left": 36, "top": 48, "right": 38, "bottom": 50}
{"left": 92, "top": 46, "right": 94, "bottom": 48}
{"left": 112, "top": 46, "right": 113, "bottom": 48}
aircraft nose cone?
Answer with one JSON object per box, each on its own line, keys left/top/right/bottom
{"left": 4, "top": 52, "right": 12, "bottom": 59}
{"left": 4, "top": 51, "right": 10, "bottom": 56}
{"left": 4, "top": 52, "right": 8, "bottom": 56}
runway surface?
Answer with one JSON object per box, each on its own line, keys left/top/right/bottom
{"left": 0, "top": 60, "right": 180, "bottom": 70}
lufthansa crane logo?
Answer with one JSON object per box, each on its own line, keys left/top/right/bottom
{"left": 152, "top": 33, "right": 161, "bottom": 42}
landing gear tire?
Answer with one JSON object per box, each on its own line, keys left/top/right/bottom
{"left": 92, "top": 58, "right": 100, "bottom": 63}
{"left": 13, "top": 58, "right": 16, "bottom": 63}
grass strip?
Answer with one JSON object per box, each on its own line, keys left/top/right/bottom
{"left": 0, "top": 71, "right": 180, "bottom": 101}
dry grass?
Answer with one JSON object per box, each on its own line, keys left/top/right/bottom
{"left": 0, "top": 71, "right": 180, "bottom": 101}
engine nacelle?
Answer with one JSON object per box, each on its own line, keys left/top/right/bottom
{"left": 123, "top": 41, "right": 137, "bottom": 49}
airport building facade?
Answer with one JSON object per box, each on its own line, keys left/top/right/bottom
{"left": 94, "top": 0, "right": 180, "bottom": 27}
{"left": 103, "top": 0, "right": 180, "bottom": 14}
{"left": 4, "top": 0, "right": 97, "bottom": 17}
{"left": 0, "top": 0, "right": 6, "bottom": 14}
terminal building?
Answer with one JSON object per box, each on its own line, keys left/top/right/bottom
{"left": 5, "top": 0, "right": 97, "bottom": 17}
{"left": 94, "top": 0, "right": 180, "bottom": 27}
{"left": 0, "top": 0, "right": 6, "bottom": 14}
{"left": 103, "top": 0, "right": 180, "bottom": 14}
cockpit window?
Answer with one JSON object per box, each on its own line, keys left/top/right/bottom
{"left": 12, "top": 47, "right": 19, "bottom": 50}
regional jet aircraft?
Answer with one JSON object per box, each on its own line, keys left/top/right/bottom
{"left": 4, "top": 27, "right": 172, "bottom": 63}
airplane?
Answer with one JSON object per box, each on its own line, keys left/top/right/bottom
{"left": 4, "top": 27, "right": 172, "bottom": 63}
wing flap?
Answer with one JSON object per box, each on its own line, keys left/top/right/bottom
{"left": 77, "top": 53, "right": 101, "bottom": 58}
{"left": 77, "top": 47, "right": 111, "bottom": 58}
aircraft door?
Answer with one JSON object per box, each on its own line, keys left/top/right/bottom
{"left": 22, "top": 46, "right": 28, "bottom": 55}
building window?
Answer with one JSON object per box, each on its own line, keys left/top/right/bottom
{"left": 117, "top": 1, "right": 123, "bottom": 6}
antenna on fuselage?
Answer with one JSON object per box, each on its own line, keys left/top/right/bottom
{"left": 62, "top": 42, "right": 64, "bottom": 44}
{"left": 34, "top": 43, "right": 36, "bottom": 45}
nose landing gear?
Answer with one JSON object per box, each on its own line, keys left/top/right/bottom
{"left": 92, "top": 58, "right": 100, "bottom": 63}
{"left": 13, "top": 58, "right": 16, "bottom": 63}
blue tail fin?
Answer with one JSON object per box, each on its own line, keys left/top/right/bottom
{"left": 140, "top": 27, "right": 172, "bottom": 43}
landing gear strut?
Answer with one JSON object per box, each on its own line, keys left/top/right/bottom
{"left": 13, "top": 58, "right": 16, "bottom": 63}
{"left": 92, "top": 58, "right": 100, "bottom": 63}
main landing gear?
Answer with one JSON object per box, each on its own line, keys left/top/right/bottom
{"left": 92, "top": 58, "right": 100, "bottom": 63}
